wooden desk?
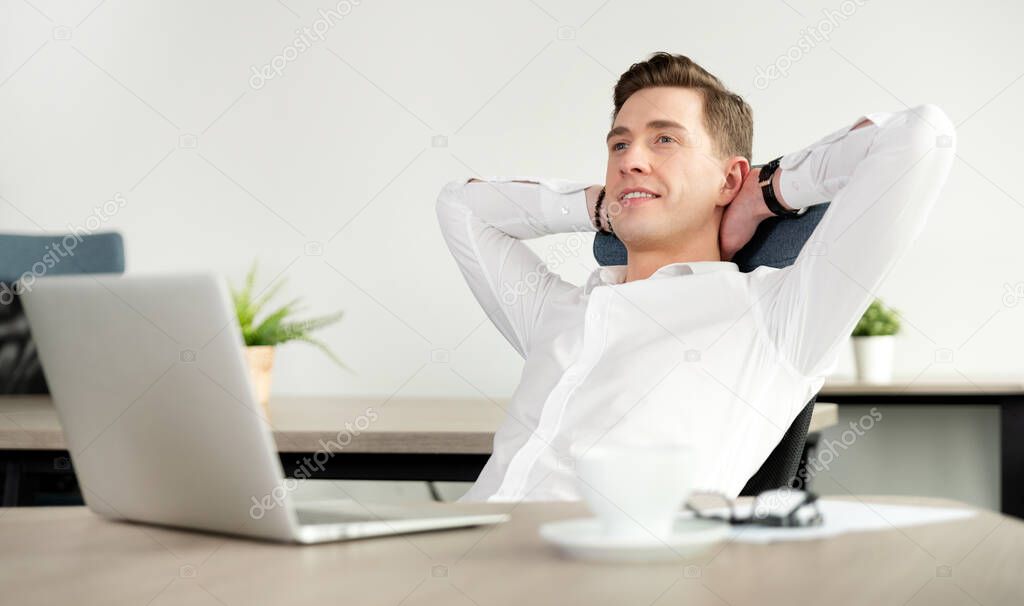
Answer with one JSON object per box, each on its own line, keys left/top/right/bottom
{"left": 820, "top": 377, "right": 1024, "bottom": 518}
{"left": 821, "top": 377, "right": 1024, "bottom": 397}
{"left": 0, "top": 497, "right": 1020, "bottom": 605}
{"left": 0, "top": 396, "right": 837, "bottom": 505}
{"left": 0, "top": 395, "right": 839, "bottom": 452}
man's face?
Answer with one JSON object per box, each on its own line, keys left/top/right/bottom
{"left": 604, "top": 86, "right": 731, "bottom": 251}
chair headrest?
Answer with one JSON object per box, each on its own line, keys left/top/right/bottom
{"left": 592, "top": 203, "right": 829, "bottom": 273}
{"left": 0, "top": 232, "right": 125, "bottom": 283}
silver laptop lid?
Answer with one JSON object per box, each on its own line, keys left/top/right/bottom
{"left": 21, "top": 272, "right": 297, "bottom": 541}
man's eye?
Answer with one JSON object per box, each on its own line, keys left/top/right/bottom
{"left": 611, "top": 142, "right": 627, "bottom": 151}
{"left": 657, "top": 135, "right": 676, "bottom": 144}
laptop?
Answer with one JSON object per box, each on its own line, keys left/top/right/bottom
{"left": 20, "top": 272, "right": 508, "bottom": 543}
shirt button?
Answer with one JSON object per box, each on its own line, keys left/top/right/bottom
{"left": 560, "top": 206, "right": 569, "bottom": 215}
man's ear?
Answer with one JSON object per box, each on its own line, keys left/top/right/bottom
{"left": 717, "top": 156, "right": 749, "bottom": 207}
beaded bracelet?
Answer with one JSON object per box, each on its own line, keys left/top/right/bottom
{"left": 594, "top": 187, "right": 607, "bottom": 232}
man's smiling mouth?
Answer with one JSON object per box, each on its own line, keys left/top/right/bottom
{"left": 619, "top": 189, "right": 662, "bottom": 206}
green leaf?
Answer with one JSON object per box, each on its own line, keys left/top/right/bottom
{"left": 852, "top": 298, "right": 901, "bottom": 337}
{"left": 249, "top": 298, "right": 302, "bottom": 346}
{"left": 231, "top": 261, "right": 261, "bottom": 333}
{"left": 250, "top": 277, "right": 290, "bottom": 323}
{"left": 232, "top": 260, "right": 352, "bottom": 371}
{"left": 294, "top": 335, "right": 352, "bottom": 371}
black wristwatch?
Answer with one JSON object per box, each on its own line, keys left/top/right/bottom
{"left": 758, "top": 157, "right": 805, "bottom": 218}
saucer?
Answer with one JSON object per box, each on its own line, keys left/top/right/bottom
{"left": 539, "top": 514, "right": 730, "bottom": 562}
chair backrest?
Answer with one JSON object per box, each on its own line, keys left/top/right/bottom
{"left": 593, "top": 203, "right": 829, "bottom": 271}
{"left": 0, "top": 232, "right": 125, "bottom": 394}
{"left": 739, "top": 396, "right": 816, "bottom": 496}
{"left": 592, "top": 204, "right": 830, "bottom": 492}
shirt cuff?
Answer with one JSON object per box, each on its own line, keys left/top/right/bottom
{"left": 479, "top": 175, "right": 596, "bottom": 234}
{"left": 777, "top": 164, "right": 826, "bottom": 210}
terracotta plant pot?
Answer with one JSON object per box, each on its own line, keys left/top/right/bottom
{"left": 852, "top": 335, "right": 895, "bottom": 383}
{"left": 244, "top": 345, "right": 275, "bottom": 419}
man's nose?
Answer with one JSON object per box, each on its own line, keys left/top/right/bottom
{"left": 618, "top": 145, "right": 652, "bottom": 175}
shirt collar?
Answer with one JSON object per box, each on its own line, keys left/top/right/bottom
{"left": 584, "top": 261, "right": 739, "bottom": 293}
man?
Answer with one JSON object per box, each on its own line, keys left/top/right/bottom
{"left": 435, "top": 52, "right": 955, "bottom": 502}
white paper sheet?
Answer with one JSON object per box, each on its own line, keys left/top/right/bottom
{"left": 721, "top": 499, "right": 977, "bottom": 543}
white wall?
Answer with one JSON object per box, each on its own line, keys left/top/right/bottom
{"left": 2, "top": 0, "right": 1021, "bottom": 503}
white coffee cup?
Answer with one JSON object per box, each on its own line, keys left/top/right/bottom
{"left": 573, "top": 443, "right": 696, "bottom": 540}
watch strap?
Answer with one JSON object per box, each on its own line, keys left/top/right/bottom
{"left": 759, "top": 157, "right": 804, "bottom": 219}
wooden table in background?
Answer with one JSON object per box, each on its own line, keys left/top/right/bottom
{"left": 0, "top": 396, "right": 838, "bottom": 505}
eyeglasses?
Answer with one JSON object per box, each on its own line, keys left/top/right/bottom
{"left": 685, "top": 488, "right": 824, "bottom": 528}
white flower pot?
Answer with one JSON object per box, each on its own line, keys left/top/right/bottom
{"left": 244, "top": 345, "right": 275, "bottom": 419}
{"left": 852, "top": 336, "right": 895, "bottom": 383}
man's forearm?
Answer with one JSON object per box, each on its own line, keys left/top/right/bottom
{"left": 773, "top": 116, "right": 880, "bottom": 212}
{"left": 457, "top": 176, "right": 600, "bottom": 237}
{"left": 759, "top": 117, "right": 876, "bottom": 216}
{"left": 741, "top": 116, "right": 876, "bottom": 220}
{"left": 471, "top": 177, "right": 604, "bottom": 231}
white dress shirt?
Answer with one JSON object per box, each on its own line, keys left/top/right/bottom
{"left": 435, "top": 104, "right": 956, "bottom": 502}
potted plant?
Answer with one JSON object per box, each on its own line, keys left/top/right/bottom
{"left": 231, "top": 262, "right": 349, "bottom": 418}
{"left": 851, "top": 298, "right": 901, "bottom": 383}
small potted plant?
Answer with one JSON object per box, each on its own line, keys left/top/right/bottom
{"left": 232, "top": 262, "right": 349, "bottom": 418}
{"left": 851, "top": 298, "right": 901, "bottom": 383}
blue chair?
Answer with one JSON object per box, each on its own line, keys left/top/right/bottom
{"left": 0, "top": 232, "right": 126, "bottom": 283}
{"left": 593, "top": 204, "right": 831, "bottom": 495}
{"left": 0, "top": 232, "right": 125, "bottom": 394}
{"left": 0, "top": 232, "right": 124, "bottom": 505}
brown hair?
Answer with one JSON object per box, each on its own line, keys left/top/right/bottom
{"left": 613, "top": 52, "right": 753, "bottom": 162}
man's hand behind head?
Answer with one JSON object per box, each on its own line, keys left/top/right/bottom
{"left": 719, "top": 164, "right": 775, "bottom": 261}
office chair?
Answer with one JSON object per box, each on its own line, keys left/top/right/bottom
{"left": 0, "top": 232, "right": 125, "bottom": 393}
{"left": 0, "top": 231, "right": 125, "bottom": 505}
{"left": 593, "top": 203, "right": 830, "bottom": 496}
